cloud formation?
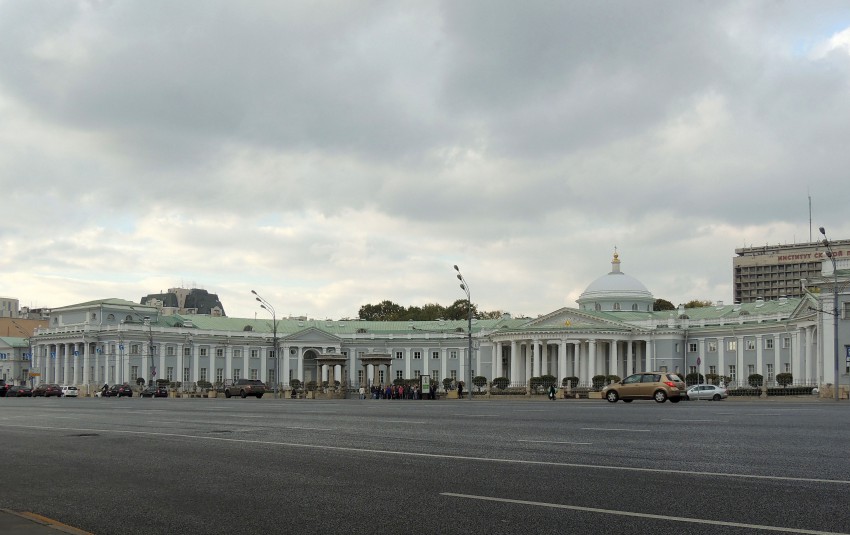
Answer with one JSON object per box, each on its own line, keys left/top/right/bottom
{"left": 1, "top": 0, "right": 849, "bottom": 319}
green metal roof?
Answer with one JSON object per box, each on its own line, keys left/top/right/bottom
{"left": 0, "top": 337, "right": 29, "bottom": 347}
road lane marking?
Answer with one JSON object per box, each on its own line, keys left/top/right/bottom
{"left": 518, "top": 440, "right": 592, "bottom": 445}
{"left": 662, "top": 419, "right": 726, "bottom": 423}
{"left": 5, "top": 423, "right": 850, "bottom": 485}
{"left": 580, "top": 427, "right": 650, "bottom": 432}
{"left": 440, "top": 493, "right": 849, "bottom": 535}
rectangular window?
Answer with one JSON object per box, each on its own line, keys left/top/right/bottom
{"left": 378, "top": 370, "right": 385, "bottom": 383}
{"left": 709, "top": 365, "right": 716, "bottom": 375}
{"left": 268, "top": 369, "right": 275, "bottom": 384}
{"left": 166, "top": 367, "right": 174, "bottom": 381}
{"left": 414, "top": 351, "right": 421, "bottom": 359}
{"left": 747, "top": 364, "right": 755, "bottom": 376}
{"left": 745, "top": 339, "right": 755, "bottom": 350}
{"left": 358, "top": 370, "right": 364, "bottom": 385}
{"left": 166, "top": 346, "right": 175, "bottom": 356}
{"left": 216, "top": 348, "right": 224, "bottom": 358}
{"left": 431, "top": 370, "right": 439, "bottom": 383}
{"left": 729, "top": 365, "right": 736, "bottom": 382}
{"left": 215, "top": 368, "right": 223, "bottom": 383}
{"left": 675, "top": 343, "right": 680, "bottom": 353}
{"left": 251, "top": 349, "right": 258, "bottom": 358}
{"left": 200, "top": 368, "right": 208, "bottom": 382}
{"left": 727, "top": 340, "right": 737, "bottom": 351}
{"left": 200, "top": 348, "right": 208, "bottom": 357}
{"left": 689, "top": 366, "right": 697, "bottom": 375}
{"left": 764, "top": 338, "right": 774, "bottom": 350}
{"left": 688, "top": 343, "right": 697, "bottom": 353}
{"left": 183, "top": 368, "right": 190, "bottom": 382}
{"left": 184, "top": 347, "right": 191, "bottom": 357}
{"left": 450, "top": 351, "right": 458, "bottom": 359}
{"left": 707, "top": 341, "right": 717, "bottom": 352}
{"left": 131, "top": 344, "right": 140, "bottom": 355}
{"left": 396, "top": 370, "right": 403, "bottom": 380}
{"left": 432, "top": 351, "right": 439, "bottom": 359}
{"left": 131, "top": 366, "right": 139, "bottom": 380}
{"left": 233, "top": 368, "right": 241, "bottom": 381}
{"left": 450, "top": 370, "right": 457, "bottom": 381}
{"left": 766, "top": 363, "right": 774, "bottom": 382}
{"left": 781, "top": 337, "right": 791, "bottom": 349}
{"left": 234, "top": 349, "right": 241, "bottom": 358}
{"left": 395, "top": 351, "right": 403, "bottom": 359}
{"left": 784, "top": 363, "right": 790, "bottom": 374}
{"left": 414, "top": 370, "right": 420, "bottom": 378}
{"left": 250, "top": 369, "right": 258, "bottom": 380}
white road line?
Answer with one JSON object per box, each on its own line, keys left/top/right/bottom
{"left": 440, "top": 493, "right": 849, "bottom": 535}
{"left": 580, "top": 427, "right": 650, "bottom": 432}
{"left": 518, "top": 440, "right": 592, "bottom": 445}
{"left": 662, "top": 419, "right": 725, "bottom": 423}
{"left": 4, "top": 423, "right": 849, "bottom": 485}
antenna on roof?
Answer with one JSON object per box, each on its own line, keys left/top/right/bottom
{"left": 808, "top": 188, "right": 812, "bottom": 243}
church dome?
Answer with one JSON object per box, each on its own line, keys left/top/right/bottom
{"left": 577, "top": 251, "right": 654, "bottom": 312}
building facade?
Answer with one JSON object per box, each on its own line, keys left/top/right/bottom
{"left": 734, "top": 239, "right": 850, "bottom": 303}
{"left": 24, "top": 254, "right": 850, "bottom": 393}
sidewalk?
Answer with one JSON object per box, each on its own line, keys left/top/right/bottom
{"left": 0, "top": 510, "right": 92, "bottom": 535}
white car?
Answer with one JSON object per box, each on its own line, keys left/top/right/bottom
{"left": 686, "top": 384, "right": 727, "bottom": 401}
{"left": 60, "top": 385, "right": 79, "bottom": 397}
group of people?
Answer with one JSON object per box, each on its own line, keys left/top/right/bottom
{"left": 358, "top": 383, "right": 437, "bottom": 400}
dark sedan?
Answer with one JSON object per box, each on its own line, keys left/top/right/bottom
{"left": 140, "top": 386, "right": 168, "bottom": 398}
{"left": 105, "top": 384, "right": 133, "bottom": 397}
{"left": 33, "top": 383, "right": 62, "bottom": 397}
{"left": 6, "top": 385, "right": 33, "bottom": 397}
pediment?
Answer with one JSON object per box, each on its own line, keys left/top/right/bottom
{"left": 283, "top": 327, "right": 341, "bottom": 344}
{"left": 523, "top": 307, "right": 630, "bottom": 329}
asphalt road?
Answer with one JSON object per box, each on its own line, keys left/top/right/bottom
{"left": 1, "top": 396, "right": 848, "bottom": 535}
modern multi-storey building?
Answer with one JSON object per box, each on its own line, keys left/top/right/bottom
{"left": 734, "top": 239, "right": 850, "bottom": 303}
{"left": 25, "top": 252, "right": 849, "bottom": 395}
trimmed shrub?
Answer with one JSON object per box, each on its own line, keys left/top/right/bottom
{"left": 197, "top": 380, "right": 212, "bottom": 390}
{"left": 305, "top": 380, "right": 318, "bottom": 391}
{"left": 472, "top": 376, "right": 487, "bottom": 391}
{"left": 591, "top": 375, "right": 607, "bottom": 389}
{"left": 491, "top": 377, "right": 509, "bottom": 390}
{"left": 563, "top": 376, "right": 579, "bottom": 388}
{"left": 685, "top": 372, "right": 705, "bottom": 385}
{"left": 540, "top": 374, "right": 557, "bottom": 388}
{"left": 289, "top": 379, "right": 302, "bottom": 390}
{"left": 748, "top": 374, "right": 764, "bottom": 388}
{"left": 606, "top": 374, "right": 621, "bottom": 384}
{"left": 775, "top": 373, "right": 793, "bottom": 387}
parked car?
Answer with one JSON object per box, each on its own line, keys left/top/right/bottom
{"left": 0, "top": 380, "right": 10, "bottom": 397}
{"left": 60, "top": 385, "right": 79, "bottom": 398}
{"left": 224, "top": 379, "right": 266, "bottom": 399}
{"left": 140, "top": 386, "right": 168, "bottom": 398}
{"left": 33, "top": 383, "right": 62, "bottom": 397}
{"left": 686, "top": 384, "right": 728, "bottom": 401}
{"left": 602, "top": 372, "right": 687, "bottom": 403}
{"left": 6, "top": 385, "right": 33, "bottom": 397}
{"left": 105, "top": 384, "right": 133, "bottom": 397}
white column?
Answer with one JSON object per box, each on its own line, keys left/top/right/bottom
{"left": 532, "top": 340, "right": 540, "bottom": 377}
{"left": 441, "top": 347, "right": 447, "bottom": 384}
{"left": 541, "top": 342, "right": 549, "bottom": 376}
{"left": 225, "top": 344, "right": 233, "bottom": 382}
{"left": 736, "top": 335, "right": 745, "bottom": 386}
{"left": 57, "top": 344, "right": 63, "bottom": 384}
{"left": 698, "top": 339, "right": 705, "bottom": 379}
{"left": 610, "top": 340, "right": 619, "bottom": 377}
{"left": 773, "top": 334, "right": 781, "bottom": 385}
{"left": 645, "top": 338, "right": 654, "bottom": 372}
{"left": 282, "top": 344, "right": 291, "bottom": 386}
{"left": 510, "top": 340, "right": 519, "bottom": 382}
{"left": 423, "top": 346, "right": 430, "bottom": 376}
{"left": 577, "top": 342, "right": 585, "bottom": 384}
{"left": 588, "top": 340, "right": 597, "bottom": 380}
{"left": 243, "top": 345, "right": 250, "bottom": 380}
{"left": 405, "top": 347, "right": 411, "bottom": 379}
{"left": 297, "top": 347, "right": 304, "bottom": 382}
{"left": 793, "top": 331, "right": 802, "bottom": 383}
{"left": 626, "top": 341, "right": 634, "bottom": 376}
{"left": 65, "top": 343, "right": 73, "bottom": 385}
{"left": 493, "top": 342, "right": 502, "bottom": 379}
{"left": 82, "top": 341, "right": 91, "bottom": 387}
{"left": 718, "top": 338, "right": 725, "bottom": 383}
{"left": 558, "top": 340, "right": 567, "bottom": 382}
{"left": 756, "top": 335, "right": 763, "bottom": 380}
{"left": 103, "top": 345, "right": 110, "bottom": 386}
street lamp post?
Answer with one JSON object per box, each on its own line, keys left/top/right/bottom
{"left": 454, "top": 265, "right": 474, "bottom": 400}
{"left": 252, "top": 290, "right": 280, "bottom": 398}
{"left": 819, "top": 227, "right": 841, "bottom": 402}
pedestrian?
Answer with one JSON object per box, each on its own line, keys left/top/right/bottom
{"left": 457, "top": 381, "right": 463, "bottom": 398}
{"left": 548, "top": 384, "right": 556, "bottom": 400}
{"left": 358, "top": 386, "right": 365, "bottom": 400}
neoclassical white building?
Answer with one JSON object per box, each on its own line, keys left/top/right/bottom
{"left": 22, "top": 253, "right": 850, "bottom": 393}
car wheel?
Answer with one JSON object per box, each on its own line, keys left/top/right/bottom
{"left": 622, "top": 399, "right": 633, "bottom": 403}
{"left": 256, "top": 394, "right": 263, "bottom": 399}
{"left": 606, "top": 390, "right": 619, "bottom": 403}
{"left": 712, "top": 394, "right": 721, "bottom": 401}
{"left": 240, "top": 390, "right": 247, "bottom": 399}
{"left": 669, "top": 397, "right": 680, "bottom": 403}
{"left": 225, "top": 390, "right": 232, "bottom": 398}
{"left": 653, "top": 390, "right": 667, "bottom": 403}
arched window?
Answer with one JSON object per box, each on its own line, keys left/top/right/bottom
{"left": 632, "top": 304, "right": 638, "bottom": 311}
{"left": 594, "top": 303, "right": 601, "bottom": 311}
{"left": 613, "top": 303, "right": 621, "bottom": 311}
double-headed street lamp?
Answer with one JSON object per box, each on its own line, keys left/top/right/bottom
{"left": 819, "top": 227, "right": 841, "bottom": 402}
{"left": 454, "top": 265, "right": 474, "bottom": 400}
{"left": 252, "top": 290, "right": 281, "bottom": 397}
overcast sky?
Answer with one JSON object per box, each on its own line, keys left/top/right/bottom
{"left": 2, "top": 1, "right": 849, "bottom": 320}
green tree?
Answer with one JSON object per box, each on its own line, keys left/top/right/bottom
{"left": 358, "top": 300, "right": 406, "bottom": 321}
{"left": 683, "top": 299, "right": 714, "bottom": 308}
{"left": 653, "top": 298, "right": 675, "bottom": 311}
